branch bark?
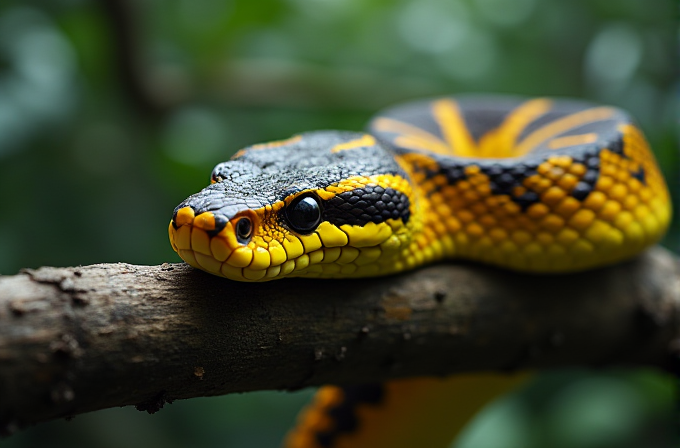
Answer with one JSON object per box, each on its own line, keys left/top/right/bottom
{"left": 1, "top": 247, "right": 679, "bottom": 435}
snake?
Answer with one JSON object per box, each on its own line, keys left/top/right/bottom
{"left": 168, "top": 95, "right": 671, "bottom": 447}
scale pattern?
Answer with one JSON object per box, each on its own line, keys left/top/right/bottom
{"left": 169, "top": 95, "right": 670, "bottom": 280}
{"left": 168, "top": 95, "right": 671, "bottom": 448}
{"left": 322, "top": 186, "right": 411, "bottom": 226}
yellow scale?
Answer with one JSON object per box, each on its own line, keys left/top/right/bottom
{"left": 170, "top": 97, "right": 670, "bottom": 281}
{"left": 168, "top": 95, "right": 671, "bottom": 448}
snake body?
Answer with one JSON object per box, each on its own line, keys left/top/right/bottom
{"left": 170, "top": 95, "right": 669, "bottom": 280}
{"left": 168, "top": 95, "right": 671, "bottom": 447}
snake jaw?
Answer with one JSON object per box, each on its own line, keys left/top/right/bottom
{"left": 169, "top": 204, "right": 270, "bottom": 280}
{"left": 168, "top": 181, "right": 420, "bottom": 282}
{"left": 169, "top": 202, "right": 416, "bottom": 282}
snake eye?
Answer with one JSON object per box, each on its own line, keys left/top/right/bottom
{"left": 235, "top": 217, "right": 253, "bottom": 244}
{"left": 286, "top": 194, "right": 322, "bottom": 234}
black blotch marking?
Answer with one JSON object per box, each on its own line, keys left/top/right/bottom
{"left": 444, "top": 166, "right": 466, "bottom": 182}
{"left": 571, "top": 182, "right": 592, "bottom": 201}
{"left": 422, "top": 155, "right": 548, "bottom": 210}
{"left": 315, "top": 384, "right": 385, "bottom": 448}
{"left": 565, "top": 134, "right": 646, "bottom": 200}
{"left": 480, "top": 163, "right": 540, "bottom": 210}
{"left": 561, "top": 145, "right": 598, "bottom": 201}
{"left": 421, "top": 158, "right": 469, "bottom": 197}
{"left": 609, "top": 137, "right": 624, "bottom": 156}
{"left": 515, "top": 191, "right": 539, "bottom": 208}
{"left": 582, "top": 170, "right": 599, "bottom": 183}
{"left": 206, "top": 214, "right": 228, "bottom": 237}
{"left": 632, "top": 167, "right": 646, "bottom": 184}
{"left": 322, "top": 186, "right": 410, "bottom": 226}
{"left": 586, "top": 156, "right": 600, "bottom": 169}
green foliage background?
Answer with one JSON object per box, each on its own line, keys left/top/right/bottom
{"left": 0, "top": 0, "right": 677, "bottom": 447}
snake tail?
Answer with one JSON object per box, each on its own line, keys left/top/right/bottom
{"left": 283, "top": 374, "right": 531, "bottom": 448}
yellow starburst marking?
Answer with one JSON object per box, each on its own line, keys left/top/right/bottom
{"left": 548, "top": 133, "right": 598, "bottom": 150}
{"left": 330, "top": 134, "right": 376, "bottom": 153}
{"left": 375, "top": 98, "right": 557, "bottom": 158}
{"left": 432, "top": 99, "right": 477, "bottom": 157}
{"left": 514, "top": 107, "right": 616, "bottom": 156}
{"left": 375, "top": 100, "right": 617, "bottom": 160}
{"left": 372, "top": 117, "right": 453, "bottom": 155}
{"left": 477, "top": 98, "right": 553, "bottom": 157}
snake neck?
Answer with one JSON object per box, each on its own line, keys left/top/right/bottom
{"left": 375, "top": 153, "right": 457, "bottom": 276}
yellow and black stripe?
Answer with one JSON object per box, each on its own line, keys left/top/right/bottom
{"left": 170, "top": 95, "right": 670, "bottom": 279}
{"left": 168, "top": 95, "right": 671, "bottom": 447}
{"left": 170, "top": 130, "right": 419, "bottom": 280}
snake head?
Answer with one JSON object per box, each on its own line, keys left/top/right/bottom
{"left": 169, "top": 131, "right": 417, "bottom": 281}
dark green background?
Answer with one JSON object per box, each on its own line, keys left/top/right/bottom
{"left": 0, "top": 0, "right": 678, "bottom": 447}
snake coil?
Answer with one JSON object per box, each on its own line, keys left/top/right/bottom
{"left": 170, "top": 95, "right": 670, "bottom": 281}
{"left": 169, "top": 95, "right": 671, "bottom": 448}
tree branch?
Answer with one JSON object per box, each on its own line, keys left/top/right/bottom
{"left": 1, "top": 247, "right": 679, "bottom": 435}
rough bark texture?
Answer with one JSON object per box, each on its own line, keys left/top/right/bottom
{"left": 1, "top": 247, "right": 679, "bottom": 435}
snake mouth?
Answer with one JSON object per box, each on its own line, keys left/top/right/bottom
{"left": 169, "top": 206, "right": 272, "bottom": 281}
{"left": 169, "top": 203, "right": 412, "bottom": 281}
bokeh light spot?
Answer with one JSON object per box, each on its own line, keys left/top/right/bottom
{"left": 546, "top": 376, "right": 646, "bottom": 448}
{"left": 584, "top": 22, "right": 642, "bottom": 92}
{"left": 396, "top": 0, "right": 471, "bottom": 55}
{"left": 473, "top": 0, "right": 536, "bottom": 27}
{"left": 163, "top": 107, "right": 231, "bottom": 166}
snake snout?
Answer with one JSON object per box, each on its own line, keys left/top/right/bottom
{"left": 171, "top": 205, "right": 228, "bottom": 236}
{"left": 171, "top": 205, "right": 193, "bottom": 229}
{"left": 169, "top": 204, "right": 245, "bottom": 277}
